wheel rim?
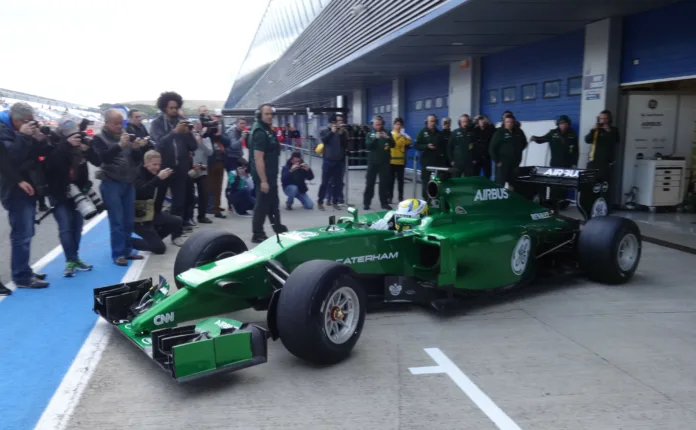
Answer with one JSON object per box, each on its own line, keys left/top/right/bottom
{"left": 617, "top": 233, "right": 639, "bottom": 272}
{"left": 323, "top": 286, "right": 360, "bottom": 345}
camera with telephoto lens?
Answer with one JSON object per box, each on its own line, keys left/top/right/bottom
{"left": 39, "top": 125, "right": 61, "bottom": 144}
{"left": 67, "top": 184, "right": 106, "bottom": 220}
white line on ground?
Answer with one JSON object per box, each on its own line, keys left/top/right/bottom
{"left": 0, "top": 211, "right": 108, "bottom": 304}
{"left": 409, "top": 347, "right": 522, "bottom": 430}
{"left": 33, "top": 250, "right": 151, "bottom": 430}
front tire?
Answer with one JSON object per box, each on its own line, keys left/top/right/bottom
{"left": 577, "top": 216, "right": 641, "bottom": 284}
{"left": 173, "top": 230, "right": 248, "bottom": 289}
{"left": 276, "top": 260, "right": 367, "bottom": 365}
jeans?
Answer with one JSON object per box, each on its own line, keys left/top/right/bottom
{"left": 5, "top": 191, "right": 36, "bottom": 284}
{"left": 51, "top": 200, "right": 84, "bottom": 263}
{"left": 100, "top": 180, "right": 135, "bottom": 261}
{"left": 318, "top": 159, "right": 344, "bottom": 205}
{"left": 284, "top": 185, "right": 314, "bottom": 209}
{"left": 228, "top": 188, "right": 255, "bottom": 214}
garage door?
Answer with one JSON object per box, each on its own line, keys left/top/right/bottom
{"left": 480, "top": 29, "right": 585, "bottom": 130}
{"left": 366, "top": 82, "right": 393, "bottom": 125}
{"left": 404, "top": 67, "right": 450, "bottom": 170}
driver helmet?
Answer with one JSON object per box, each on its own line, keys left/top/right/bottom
{"left": 394, "top": 198, "right": 429, "bottom": 221}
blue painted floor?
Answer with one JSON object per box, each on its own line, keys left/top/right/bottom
{"left": 0, "top": 218, "right": 133, "bottom": 430}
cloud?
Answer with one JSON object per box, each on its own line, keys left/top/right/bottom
{"left": 0, "top": 0, "right": 270, "bottom": 107}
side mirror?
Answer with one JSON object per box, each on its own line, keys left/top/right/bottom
{"left": 347, "top": 206, "right": 358, "bottom": 223}
{"left": 395, "top": 216, "right": 420, "bottom": 232}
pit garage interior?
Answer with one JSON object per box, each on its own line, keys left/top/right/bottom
{"left": 229, "top": 0, "right": 696, "bottom": 251}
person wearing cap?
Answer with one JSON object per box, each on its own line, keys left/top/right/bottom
{"left": 317, "top": 113, "right": 348, "bottom": 210}
{"left": 281, "top": 151, "right": 314, "bottom": 210}
{"left": 363, "top": 115, "right": 395, "bottom": 210}
{"left": 490, "top": 113, "right": 527, "bottom": 189}
{"left": 530, "top": 115, "right": 579, "bottom": 204}
{"left": 44, "top": 118, "right": 102, "bottom": 276}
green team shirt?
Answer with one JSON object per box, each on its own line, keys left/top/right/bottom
{"left": 249, "top": 121, "right": 280, "bottom": 183}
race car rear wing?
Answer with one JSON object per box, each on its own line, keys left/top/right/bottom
{"left": 515, "top": 166, "right": 600, "bottom": 188}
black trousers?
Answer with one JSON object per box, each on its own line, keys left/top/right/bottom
{"left": 252, "top": 180, "right": 281, "bottom": 235}
{"left": 477, "top": 156, "right": 492, "bottom": 179}
{"left": 191, "top": 175, "right": 208, "bottom": 220}
{"left": 155, "top": 170, "right": 188, "bottom": 217}
{"left": 132, "top": 212, "right": 183, "bottom": 255}
{"left": 363, "top": 163, "right": 390, "bottom": 207}
{"left": 494, "top": 164, "right": 518, "bottom": 187}
{"left": 388, "top": 164, "right": 405, "bottom": 202}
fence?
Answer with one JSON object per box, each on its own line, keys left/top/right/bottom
{"left": 278, "top": 142, "right": 422, "bottom": 206}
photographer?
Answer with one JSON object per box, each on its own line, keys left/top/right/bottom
{"left": 199, "top": 107, "right": 230, "bottom": 218}
{"left": 126, "top": 109, "right": 154, "bottom": 162}
{"left": 190, "top": 126, "right": 213, "bottom": 224}
{"left": 149, "top": 92, "right": 198, "bottom": 225}
{"left": 226, "top": 157, "right": 255, "bottom": 217}
{"left": 43, "top": 118, "right": 101, "bottom": 277}
{"left": 93, "top": 109, "right": 147, "bottom": 266}
{"left": 317, "top": 113, "right": 348, "bottom": 210}
{"left": 0, "top": 102, "right": 52, "bottom": 289}
{"left": 132, "top": 150, "right": 186, "bottom": 254}
{"left": 282, "top": 151, "right": 314, "bottom": 210}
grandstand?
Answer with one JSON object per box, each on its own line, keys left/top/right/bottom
{"left": 0, "top": 87, "right": 103, "bottom": 126}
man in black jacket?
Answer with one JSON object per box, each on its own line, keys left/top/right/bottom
{"left": 125, "top": 109, "right": 153, "bottom": 163}
{"left": 317, "top": 113, "right": 348, "bottom": 210}
{"left": 149, "top": 92, "right": 197, "bottom": 224}
{"left": 44, "top": 118, "right": 101, "bottom": 277}
{"left": 0, "top": 102, "right": 52, "bottom": 289}
{"left": 93, "top": 109, "right": 148, "bottom": 266}
{"left": 132, "top": 150, "right": 184, "bottom": 254}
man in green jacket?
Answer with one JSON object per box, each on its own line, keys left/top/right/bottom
{"left": 530, "top": 115, "right": 579, "bottom": 168}
{"left": 415, "top": 114, "right": 448, "bottom": 199}
{"left": 249, "top": 103, "right": 285, "bottom": 243}
{"left": 363, "top": 115, "right": 395, "bottom": 210}
{"left": 584, "top": 110, "right": 619, "bottom": 182}
{"left": 448, "top": 114, "right": 476, "bottom": 177}
{"left": 490, "top": 115, "right": 527, "bottom": 188}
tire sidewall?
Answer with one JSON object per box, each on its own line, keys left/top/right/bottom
{"left": 173, "top": 230, "right": 248, "bottom": 289}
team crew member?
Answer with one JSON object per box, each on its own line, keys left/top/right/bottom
{"left": 448, "top": 114, "right": 476, "bottom": 177}
{"left": 249, "top": 104, "right": 284, "bottom": 243}
{"left": 415, "top": 114, "right": 448, "bottom": 199}
{"left": 585, "top": 110, "right": 619, "bottom": 182}
{"left": 388, "top": 117, "right": 411, "bottom": 203}
{"left": 530, "top": 115, "right": 579, "bottom": 203}
{"left": 363, "top": 115, "right": 395, "bottom": 210}
{"left": 473, "top": 114, "right": 495, "bottom": 179}
{"left": 490, "top": 114, "right": 527, "bottom": 189}
{"left": 441, "top": 117, "right": 452, "bottom": 142}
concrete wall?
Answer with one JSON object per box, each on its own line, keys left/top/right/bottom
{"left": 366, "top": 82, "right": 393, "bottom": 125}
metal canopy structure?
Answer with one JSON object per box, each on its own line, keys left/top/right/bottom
{"left": 221, "top": 106, "right": 349, "bottom": 117}
{"left": 235, "top": 0, "right": 680, "bottom": 108}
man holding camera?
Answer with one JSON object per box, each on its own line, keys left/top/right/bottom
{"left": 0, "top": 102, "right": 52, "bottom": 289}
{"left": 132, "top": 150, "right": 186, "bottom": 254}
{"left": 363, "top": 115, "right": 395, "bottom": 210}
{"left": 199, "top": 107, "right": 231, "bottom": 218}
{"left": 43, "top": 118, "right": 102, "bottom": 276}
{"left": 317, "top": 113, "right": 348, "bottom": 210}
{"left": 249, "top": 103, "right": 285, "bottom": 243}
{"left": 585, "top": 110, "right": 619, "bottom": 183}
{"left": 149, "top": 92, "right": 198, "bottom": 225}
{"left": 126, "top": 109, "right": 154, "bottom": 162}
{"left": 93, "top": 109, "right": 147, "bottom": 266}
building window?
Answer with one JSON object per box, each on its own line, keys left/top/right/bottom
{"left": 502, "top": 87, "right": 516, "bottom": 103}
{"left": 521, "top": 84, "right": 537, "bottom": 101}
{"left": 543, "top": 80, "right": 561, "bottom": 99}
{"left": 568, "top": 76, "right": 582, "bottom": 96}
{"left": 424, "top": 99, "right": 433, "bottom": 109}
{"left": 487, "top": 89, "right": 498, "bottom": 104}
{"left": 415, "top": 100, "right": 423, "bottom": 111}
{"left": 379, "top": 105, "right": 385, "bottom": 113}
{"left": 386, "top": 104, "right": 391, "bottom": 113}
{"left": 435, "top": 97, "right": 443, "bottom": 108}
{"left": 373, "top": 106, "right": 379, "bottom": 114}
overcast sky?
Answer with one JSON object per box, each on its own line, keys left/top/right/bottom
{"left": 0, "top": 0, "right": 270, "bottom": 107}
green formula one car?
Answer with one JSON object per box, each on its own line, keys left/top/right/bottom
{"left": 92, "top": 166, "right": 642, "bottom": 382}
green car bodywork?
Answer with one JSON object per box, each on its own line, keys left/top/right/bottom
{"left": 92, "top": 167, "right": 641, "bottom": 383}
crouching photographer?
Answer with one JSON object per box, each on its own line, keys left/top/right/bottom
{"left": 43, "top": 118, "right": 103, "bottom": 277}
{"left": 132, "top": 150, "right": 186, "bottom": 254}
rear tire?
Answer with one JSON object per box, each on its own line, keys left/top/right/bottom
{"left": 173, "top": 229, "right": 248, "bottom": 289}
{"left": 276, "top": 260, "right": 366, "bottom": 365}
{"left": 577, "top": 216, "right": 641, "bottom": 284}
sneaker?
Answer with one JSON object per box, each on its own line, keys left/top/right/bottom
{"left": 15, "top": 278, "right": 49, "bottom": 289}
{"left": 286, "top": 204, "right": 293, "bottom": 210}
{"left": 0, "top": 283, "right": 12, "bottom": 296}
{"left": 197, "top": 217, "right": 213, "bottom": 224}
{"left": 214, "top": 212, "right": 226, "bottom": 219}
{"left": 237, "top": 212, "right": 253, "bottom": 217}
{"left": 74, "top": 259, "right": 93, "bottom": 271}
{"left": 64, "top": 262, "right": 77, "bottom": 277}
{"left": 251, "top": 233, "right": 268, "bottom": 244}
{"left": 115, "top": 257, "right": 128, "bottom": 266}
{"left": 318, "top": 203, "right": 325, "bottom": 211}
{"left": 183, "top": 219, "right": 197, "bottom": 228}
{"left": 33, "top": 271, "right": 47, "bottom": 280}
{"left": 172, "top": 236, "right": 186, "bottom": 247}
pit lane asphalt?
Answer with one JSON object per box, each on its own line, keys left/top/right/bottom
{"left": 65, "top": 166, "right": 696, "bottom": 430}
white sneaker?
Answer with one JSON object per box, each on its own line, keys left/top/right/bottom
{"left": 172, "top": 237, "right": 186, "bottom": 247}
